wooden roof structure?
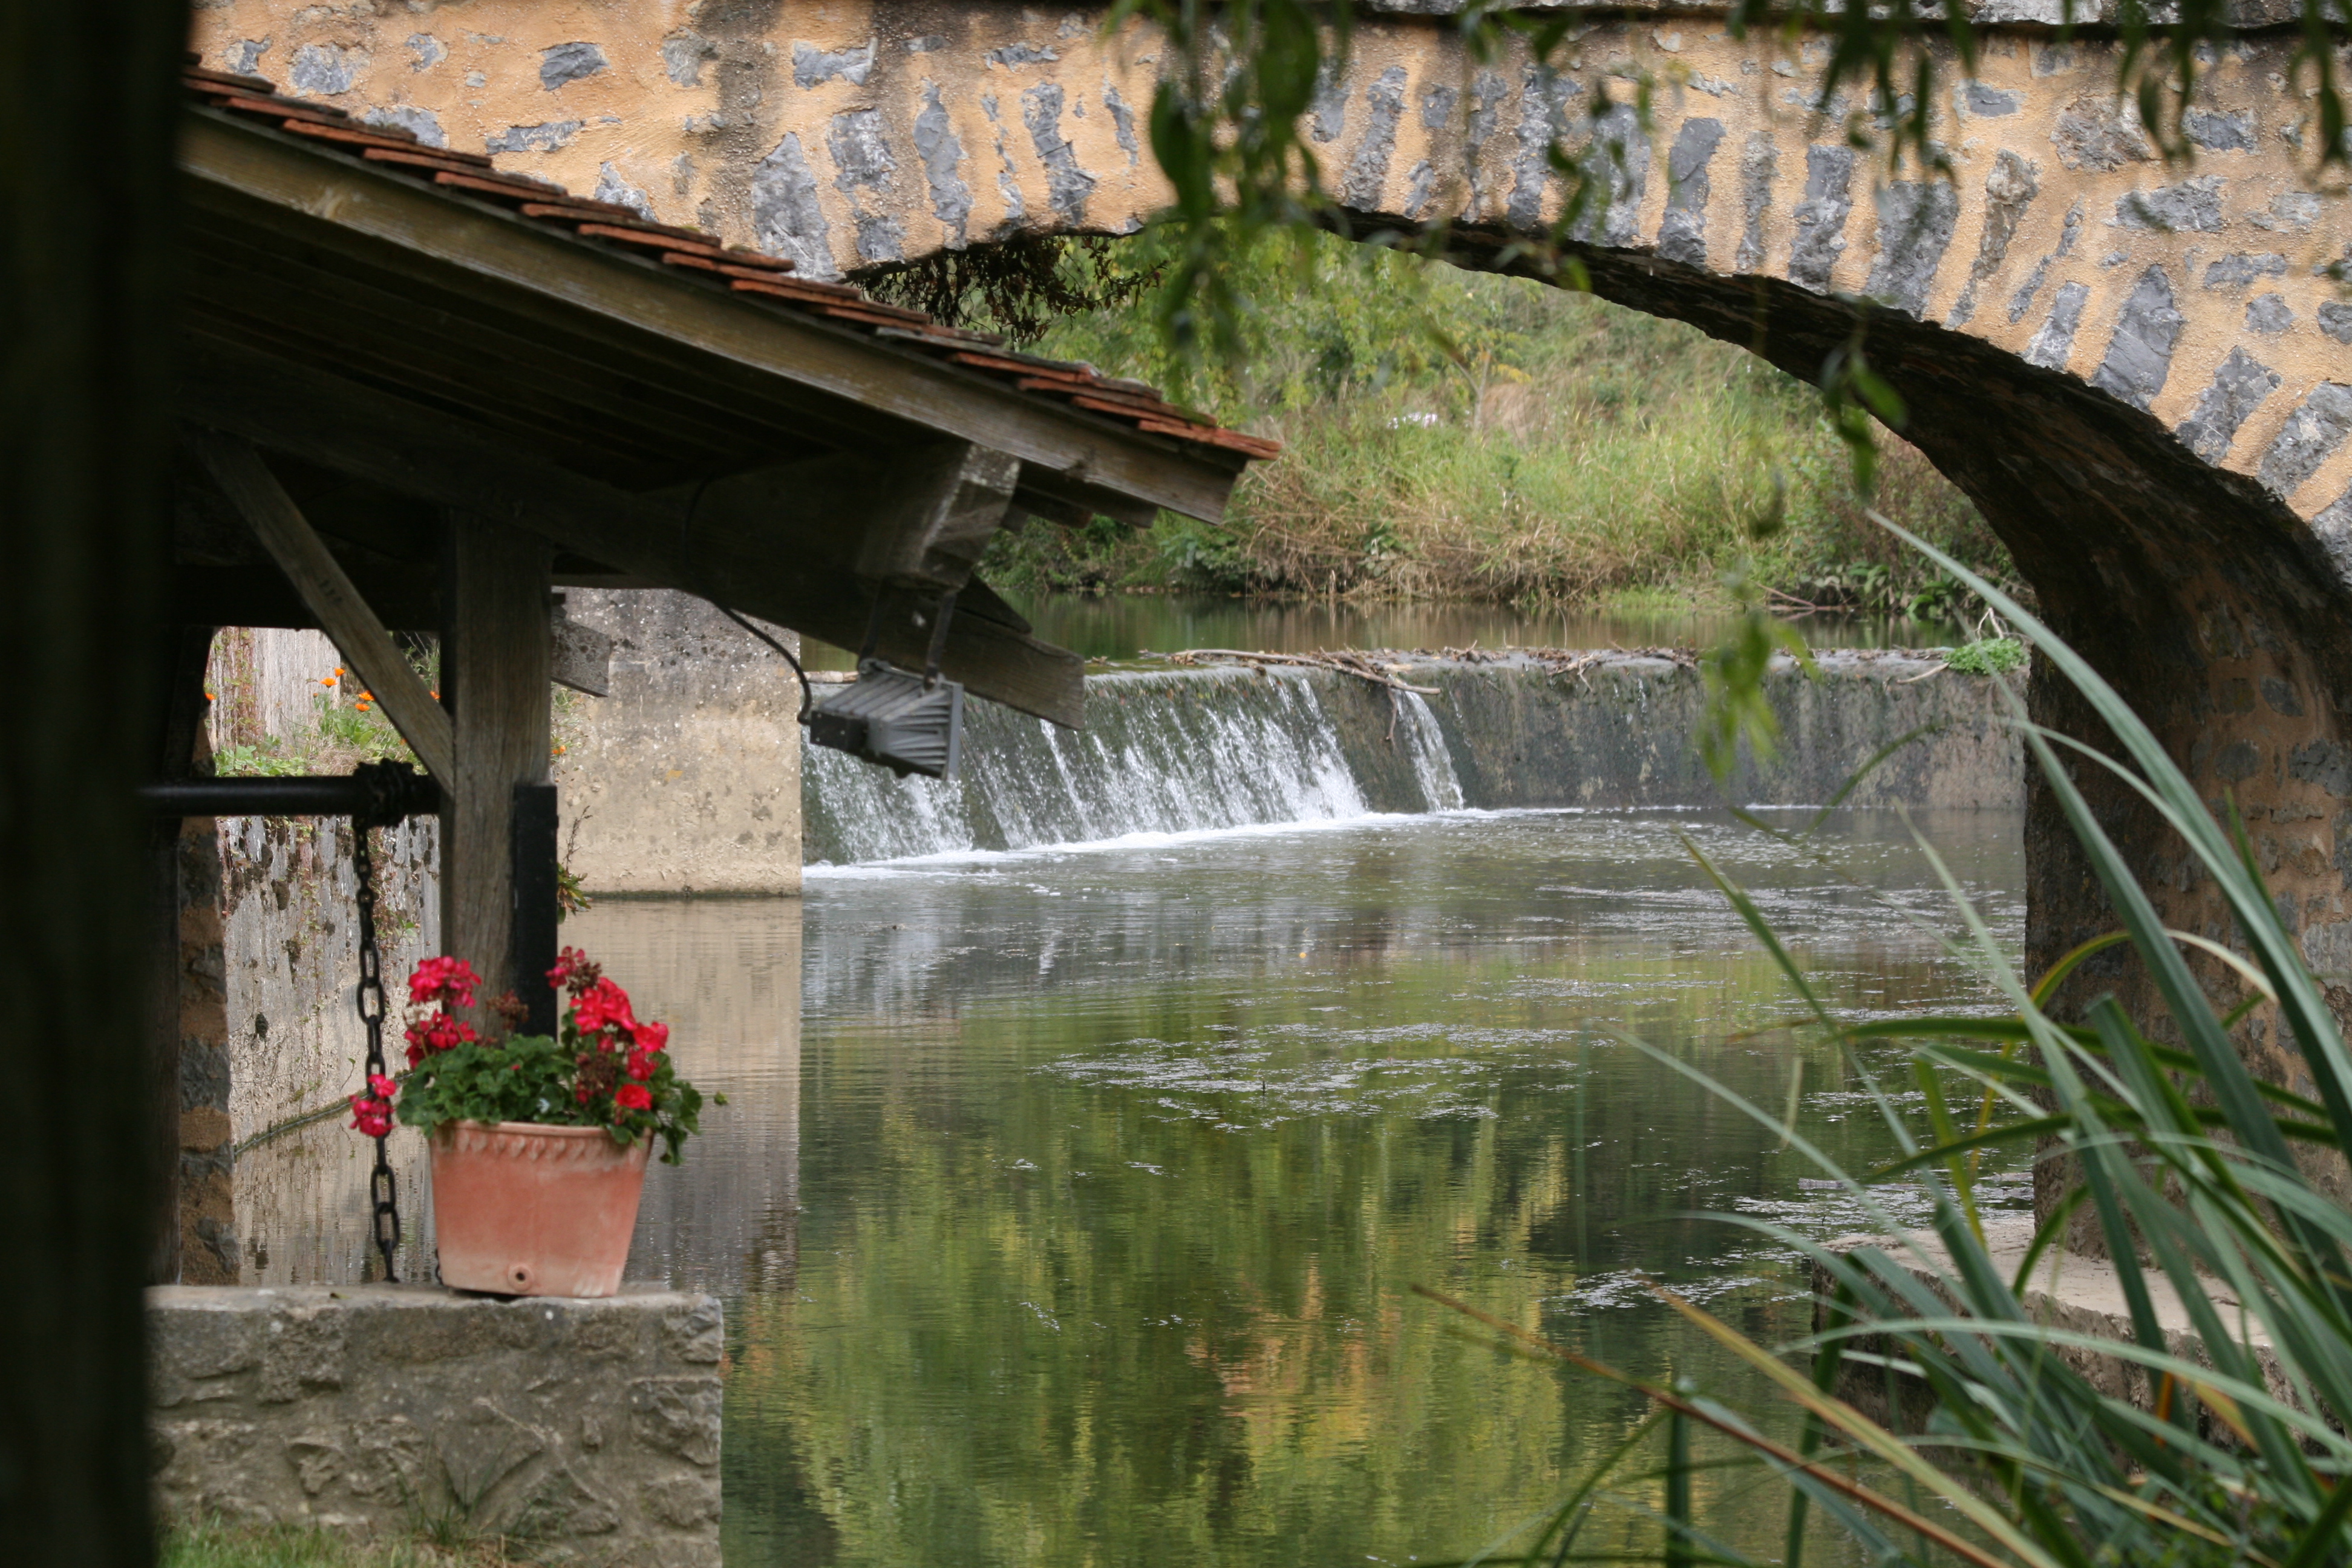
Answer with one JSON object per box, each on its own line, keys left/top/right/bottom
{"left": 173, "top": 62, "right": 1275, "bottom": 730}
{"left": 163, "top": 59, "right": 1278, "bottom": 1063}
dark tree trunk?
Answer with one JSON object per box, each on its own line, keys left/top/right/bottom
{"left": 0, "top": 1, "right": 186, "bottom": 1561}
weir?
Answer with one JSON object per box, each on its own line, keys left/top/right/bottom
{"left": 805, "top": 651, "right": 2025, "bottom": 864}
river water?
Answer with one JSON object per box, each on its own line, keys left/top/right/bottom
{"left": 583, "top": 804, "right": 2025, "bottom": 1567}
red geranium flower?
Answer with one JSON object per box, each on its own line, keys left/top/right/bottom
{"left": 407, "top": 955, "right": 480, "bottom": 1009}
{"left": 548, "top": 946, "right": 602, "bottom": 996}
{"left": 570, "top": 977, "right": 635, "bottom": 1034}
{"left": 613, "top": 1082, "right": 653, "bottom": 1113}
{"left": 625, "top": 1049, "right": 658, "bottom": 1082}
{"left": 347, "top": 1088, "right": 393, "bottom": 1138}
{"left": 630, "top": 1019, "right": 669, "bottom": 1054}
{"left": 402, "top": 1011, "right": 477, "bottom": 1067}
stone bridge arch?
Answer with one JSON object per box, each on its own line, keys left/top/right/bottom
{"left": 195, "top": 4, "right": 2352, "bottom": 1018}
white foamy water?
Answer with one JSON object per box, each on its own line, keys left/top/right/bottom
{"left": 804, "top": 667, "right": 1465, "bottom": 866}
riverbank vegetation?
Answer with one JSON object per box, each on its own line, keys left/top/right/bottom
{"left": 875, "top": 230, "right": 2023, "bottom": 622}
{"left": 1445, "top": 537, "right": 2352, "bottom": 1566}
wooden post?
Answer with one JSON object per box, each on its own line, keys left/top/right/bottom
{"left": 2, "top": 1, "right": 183, "bottom": 1558}
{"left": 440, "top": 517, "right": 554, "bottom": 1010}
{"left": 148, "top": 625, "right": 215, "bottom": 1285}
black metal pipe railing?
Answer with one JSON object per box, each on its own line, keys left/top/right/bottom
{"left": 139, "top": 767, "right": 440, "bottom": 821}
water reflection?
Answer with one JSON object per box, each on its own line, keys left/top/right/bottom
{"left": 595, "top": 901, "right": 805, "bottom": 1298}
{"left": 801, "top": 592, "right": 1958, "bottom": 668}
{"left": 580, "top": 808, "right": 2024, "bottom": 1567}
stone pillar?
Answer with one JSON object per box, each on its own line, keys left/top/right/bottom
{"left": 554, "top": 589, "right": 803, "bottom": 897}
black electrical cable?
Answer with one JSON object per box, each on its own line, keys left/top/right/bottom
{"left": 679, "top": 476, "right": 816, "bottom": 722}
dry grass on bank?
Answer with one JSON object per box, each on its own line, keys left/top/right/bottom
{"left": 978, "top": 232, "right": 2022, "bottom": 620}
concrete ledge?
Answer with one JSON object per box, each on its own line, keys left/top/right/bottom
{"left": 1815, "top": 1215, "right": 2284, "bottom": 1442}
{"left": 150, "top": 1285, "right": 723, "bottom": 1566}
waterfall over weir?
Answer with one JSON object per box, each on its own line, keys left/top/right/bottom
{"left": 800, "top": 650, "right": 2028, "bottom": 869}
{"left": 803, "top": 667, "right": 1463, "bottom": 866}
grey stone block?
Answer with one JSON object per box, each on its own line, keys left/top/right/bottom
{"left": 150, "top": 1286, "right": 722, "bottom": 1566}
{"left": 539, "top": 42, "right": 608, "bottom": 91}
{"left": 2261, "top": 383, "right": 2352, "bottom": 497}
{"left": 2176, "top": 346, "right": 2280, "bottom": 461}
{"left": 2090, "top": 266, "right": 2184, "bottom": 408}
{"left": 1789, "top": 143, "right": 1857, "bottom": 290}
{"left": 2112, "top": 175, "right": 2224, "bottom": 232}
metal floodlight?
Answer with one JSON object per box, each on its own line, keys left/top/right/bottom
{"left": 806, "top": 658, "right": 965, "bottom": 779}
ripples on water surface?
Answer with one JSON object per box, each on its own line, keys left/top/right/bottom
{"left": 583, "top": 807, "right": 2026, "bottom": 1567}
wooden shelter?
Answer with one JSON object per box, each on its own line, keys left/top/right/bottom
{"left": 155, "top": 63, "right": 1271, "bottom": 1270}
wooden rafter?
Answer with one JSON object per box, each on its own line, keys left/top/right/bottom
{"left": 188, "top": 430, "right": 456, "bottom": 783}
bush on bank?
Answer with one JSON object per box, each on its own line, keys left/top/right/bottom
{"left": 958, "top": 230, "right": 2022, "bottom": 619}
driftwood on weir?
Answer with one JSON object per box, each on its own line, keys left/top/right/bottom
{"left": 1159, "top": 648, "right": 1440, "bottom": 695}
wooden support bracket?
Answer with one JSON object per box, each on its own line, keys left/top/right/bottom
{"left": 840, "top": 443, "right": 1023, "bottom": 590}
{"left": 188, "top": 429, "right": 456, "bottom": 785}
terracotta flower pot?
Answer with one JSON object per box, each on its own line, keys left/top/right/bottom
{"left": 429, "top": 1120, "right": 650, "bottom": 1298}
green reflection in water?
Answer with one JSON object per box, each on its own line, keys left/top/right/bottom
{"left": 583, "top": 808, "right": 2024, "bottom": 1567}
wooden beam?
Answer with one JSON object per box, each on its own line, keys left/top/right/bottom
{"left": 957, "top": 577, "right": 1034, "bottom": 635}
{"left": 188, "top": 430, "right": 457, "bottom": 782}
{"left": 7, "top": 4, "right": 184, "bottom": 1550}
{"left": 844, "top": 445, "right": 1021, "bottom": 590}
{"left": 648, "top": 442, "right": 1021, "bottom": 594}
{"left": 168, "top": 561, "right": 441, "bottom": 631}
{"left": 183, "top": 338, "right": 1088, "bottom": 727}
{"left": 1015, "top": 467, "right": 1161, "bottom": 530}
{"left": 178, "top": 112, "right": 1243, "bottom": 524}
{"left": 440, "top": 517, "right": 552, "bottom": 1007}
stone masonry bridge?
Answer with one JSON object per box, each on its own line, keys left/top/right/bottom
{"left": 194, "top": 4, "right": 2352, "bottom": 1077}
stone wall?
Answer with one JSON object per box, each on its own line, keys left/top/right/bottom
{"left": 555, "top": 589, "right": 804, "bottom": 897}
{"left": 211, "top": 814, "right": 443, "bottom": 1287}
{"left": 150, "top": 1284, "right": 724, "bottom": 1564}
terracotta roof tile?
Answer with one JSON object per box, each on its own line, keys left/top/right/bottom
{"left": 181, "top": 62, "right": 1279, "bottom": 466}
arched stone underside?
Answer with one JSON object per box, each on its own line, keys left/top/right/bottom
{"left": 197, "top": 4, "right": 2352, "bottom": 1202}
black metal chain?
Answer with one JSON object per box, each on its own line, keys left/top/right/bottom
{"left": 351, "top": 763, "right": 403, "bottom": 1284}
